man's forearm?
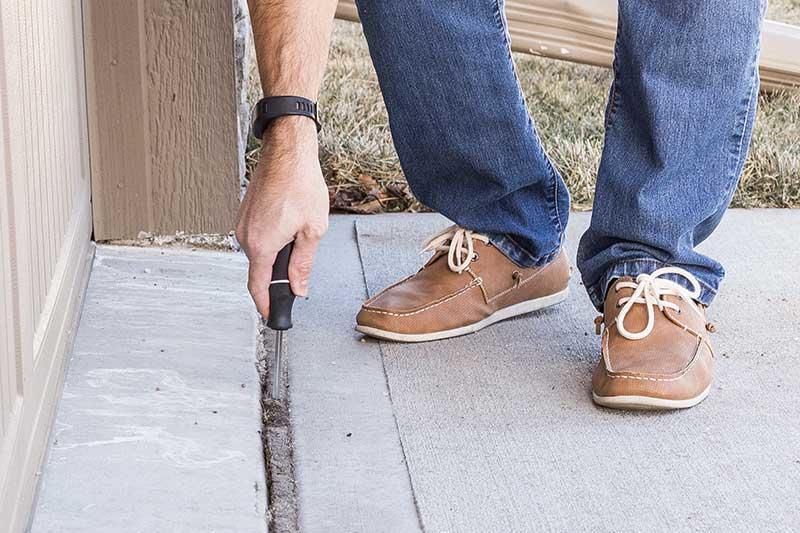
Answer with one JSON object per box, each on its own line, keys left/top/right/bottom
{"left": 248, "top": 0, "right": 338, "bottom": 101}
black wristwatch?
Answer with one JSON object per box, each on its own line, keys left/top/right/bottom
{"left": 251, "top": 96, "right": 321, "bottom": 140}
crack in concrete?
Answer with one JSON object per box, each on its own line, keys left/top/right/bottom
{"left": 257, "top": 321, "right": 299, "bottom": 532}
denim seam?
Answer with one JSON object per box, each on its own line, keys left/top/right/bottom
{"left": 604, "top": 15, "right": 623, "bottom": 131}
{"left": 548, "top": 160, "right": 565, "bottom": 247}
{"left": 726, "top": 58, "right": 759, "bottom": 200}
{"left": 706, "top": 43, "right": 759, "bottom": 224}
{"left": 491, "top": 0, "right": 565, "bottom": 261}
{"left": 491, "top": 234, "right": 559, "bottom": 267}
{"left": 501, "top": 234, "right": 539, "bottom": 263}
{"left": 491, "top": 0, "right": 504, "bottom": 31}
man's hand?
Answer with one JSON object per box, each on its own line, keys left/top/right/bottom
{"left": 236, "top": 117, "right": 329, "bottom": 318}
{"left": 243, "top": 0, "right": 337, "bottom": 316}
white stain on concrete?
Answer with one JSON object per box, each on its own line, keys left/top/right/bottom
{"left": 55, "top": 425, "right": 245, "bottom": 469}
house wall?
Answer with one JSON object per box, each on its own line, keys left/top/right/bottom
{"left": 0, "top": 1, "right": 94, "bottom": 530}
{"left": 84, "top": 0, "right": 241, "bottom": 241}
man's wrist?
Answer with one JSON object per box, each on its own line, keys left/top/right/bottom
{"left": 262, "top": 115, "right": 318, "bottom": 144}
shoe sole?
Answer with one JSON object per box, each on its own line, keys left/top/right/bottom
{"left": 355, "top": 287, "right": 569, "bottom": 343}
{"left": 592, "top": 383, "right": 712, "bottom": 411}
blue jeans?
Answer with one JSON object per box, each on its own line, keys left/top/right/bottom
{"left": 354, "top": 0, "right": 765, "bottom": 309}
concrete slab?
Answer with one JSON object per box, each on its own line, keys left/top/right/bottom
{"left": 355, "top": 210, "right": 800, "bottom": 531}
{"left": 31, "top": 246, "right": 267, "bottom": 532}
{"left": 32, "top": 210, "right": 800, "bottom": 532}
{"left": 286, "top": 218, "right": 421, "bottom": 532}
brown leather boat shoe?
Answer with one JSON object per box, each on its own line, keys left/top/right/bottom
{"left": 356, "top": 225, "right": 570, "bottom": 342}
{"left": 592, "top": 268, "right": 717, "bottom": 410}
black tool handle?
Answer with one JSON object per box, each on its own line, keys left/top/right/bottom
{"left": 267, "top": 242, "right": 296, "bottom": 331}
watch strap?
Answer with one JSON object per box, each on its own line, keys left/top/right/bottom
{"left": 252, "top": 96, "right": 321, "bottom": 139}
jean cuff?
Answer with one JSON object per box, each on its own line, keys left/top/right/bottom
{"left": 587, "top": 259, "right": 720, "bottom": 312}
{"left": 486, "top": 232, "right": 562, "bottom": 268}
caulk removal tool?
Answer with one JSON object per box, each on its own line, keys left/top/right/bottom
{"left": 267, "top": 242, "right": 295, "bottom": 400}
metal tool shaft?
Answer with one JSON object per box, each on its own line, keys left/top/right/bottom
{"left": 271, "top": 330, "right": 283, "bottom": 400}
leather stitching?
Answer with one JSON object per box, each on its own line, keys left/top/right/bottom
{"left": 663, "top": 306, "right": 704, "bottom": 338}
{"left": 486, "top": 261, "right": 551, "bottom": 303}
{"left": 363, "top": 273, "right": 415, "bottom": 306}
{"left": 602, "top": 323, "right": 707, "bottom": 382}
{"left": 362, "top": 278, "right": 483, "bottom": 317}
{"left": 602, "top": 328, "right": 614, "bottom": 372}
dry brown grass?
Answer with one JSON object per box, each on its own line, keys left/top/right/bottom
{"left": 247, "top": 3, "right": 800, "bottom": 212}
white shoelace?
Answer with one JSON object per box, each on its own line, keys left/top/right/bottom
{"left": 614, "top": 267, "right": 705, "bottom": 340}
{"left": 421, "top": 225, "right": 490, "bottom": 274}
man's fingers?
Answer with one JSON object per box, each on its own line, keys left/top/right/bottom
{"left": 247, "top": 256, "right": 276, "bottom": 318}
{"left": 288, "top": 232, "right": 322, "bottom": 297}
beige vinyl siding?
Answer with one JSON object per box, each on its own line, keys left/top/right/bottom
{"left": 0, "top": 0, "right": 94, "bottom": 530}
{"left": 84, "top": 0, "right": 240, "bottom": 241}
{"left": 335, "top": 0, "right": 800, "bottom": 91}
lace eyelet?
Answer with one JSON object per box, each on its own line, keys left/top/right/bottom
{"left": 472, "top": 252, "right": 479, "bottom": 262}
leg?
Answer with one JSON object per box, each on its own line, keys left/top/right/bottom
{"left": 353, "top": 0, "right": 571, "bottom": 342}
{"left": 577, "top": 0, "right": 765, "bottom": 309}
{"left": 585, "top": 0, "right": 764, "bottom": 410}
{"left": 354, "top": 0, "right": 569, "bottom": 267}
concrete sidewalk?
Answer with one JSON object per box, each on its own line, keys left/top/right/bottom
{"left": 31, "top": 211, "right": 800, "bottom": 532}
{"left": 289, "top": 210, "right": 800, "bottom": 532}
{"left": 32, "top": 246, "right": 267, "bottom": 532}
